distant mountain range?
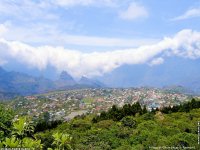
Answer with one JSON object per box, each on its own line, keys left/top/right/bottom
{"left": 0, "top": 67, "right": 103, "bottom": 99}
{"left": 1, "top": 56, "right": 200, "bottom": 100}
{"left": 96, "top": 57, "right": 200, "bottom": 95}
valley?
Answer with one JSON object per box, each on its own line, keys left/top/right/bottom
{"left": 6, "top": 88, "right": 192, "bottom": 122}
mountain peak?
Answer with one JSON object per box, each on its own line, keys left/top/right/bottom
{"left": 56, "top": 71, "right": 76, "bottom": 87}
{"left": 59, "top": 71, "right": 74, "bottom": 81}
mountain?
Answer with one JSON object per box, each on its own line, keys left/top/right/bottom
{"left": 55, "top": 71, "right": 76, "bottom": 88}
{"left": 162, "top": 85, "right": 194, "bottom": 95}
{"left": 0, "top": 67, "right": 55, "bottom": 96}
{"left": 1, "top": 56, "right": 200, "bottom": 98}
{"left": 0, "top": 91, "right": 18, "bottom": 100}
{"left": 0, "top": 68, "right": 104, "bottom": 99}
{"left": 79, "top": 76, "right": 104, "bottom": 88}
{"left": 59, "top": 71, "right": 75, "bottom": 82}
{"left": 97, "top": 57, "right": 200, "bottom": 94}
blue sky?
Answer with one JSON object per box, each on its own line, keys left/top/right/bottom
{"left": 0, "top": 0, "right": 200, "bottom": 78}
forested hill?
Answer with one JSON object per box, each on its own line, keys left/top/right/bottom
{"left": 0, "top": 98, "right": 200, "bottom": 149}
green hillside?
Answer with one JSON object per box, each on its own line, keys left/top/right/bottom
{"left": 0, "top": 99, "right": 200, "bottom": 149}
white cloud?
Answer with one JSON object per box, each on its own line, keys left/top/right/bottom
{"left": 54, "top": 0, "right": 96, "bottom": 7}
{"left": 119, "top": 2, "right": 148, "bottom": 20}
{"left": 0, "top": 58, "right": 7, "bottom": 66}
{"left": 0, "top": 29, "right": 200, "bottom": 77}
{"left": 0, "top": 22, "right": 159, "bottom": 48}
{"left": 0, "top": 24, "right": 8, "bottom": 36}
{"left": 149, "top": 57, "right": 164, "bottom": 66}
{"left": 0, "top": 0, "right": 58, "bottom": 21}
{"left": 172, "top": 8, "right": 200, "bottom": 21}
{"left": 53, "top": 0, "right": 116, "bottom": 7}
{"left": 60, "top": 35, "right": 158, "bottom": 47}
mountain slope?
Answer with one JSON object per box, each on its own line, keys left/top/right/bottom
{"left": 0, "top": 67, "right": 55, "bottom": 95}
{"left": 55, "top": 71, "right": 76, "bottom": 88}
{"left": 0, "top": 67, "right": 104, "bottom": 99}
{"left": 79, "top": 76, "right": 104, "bottom": 88}
{"left": 97, "top": 57, "right": 200, "bottom": 94}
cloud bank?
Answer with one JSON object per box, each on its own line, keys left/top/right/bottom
{"left": 0, "top": 29, "right": 200, "bottom": 77}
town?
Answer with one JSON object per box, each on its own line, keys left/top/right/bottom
{"left": 8, "top": 87, "right": 194, "bottom": 122}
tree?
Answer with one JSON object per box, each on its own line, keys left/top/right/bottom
{"left": 142, "top": 105, "right": 148, "bottom": 114}
{"left": 0, "top": 104, "right": 14, "bottom": 140}
{"left": 43, "top": 112, "right": 50, "bottom": 122}
{"left": 48, "top": 132, "right": 72, "bottom": 150}
{"left": 131, "top": 102, "right": 142, "bottom": 115}
{"left": 12, "top": 116, "right": 35, "bottom": 141}
{"left": 121, "top": 116, "right": 136, "bottom": 128}
{"left": 122, "top": 104, "right": 132, "bottom": 116}
{"left": 3, "top": 137, "right": 20, "bottom": 148}
{"left": 190, "top": 98, "right": 198, "bottom": 109}
{"left": 1, "top": 117, "right": 43, "bottom": 149}
{"left": 99, "top": 111, "right": 108, "bottom": 120}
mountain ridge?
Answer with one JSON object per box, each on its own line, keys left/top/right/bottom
{"left": 0, "top": 67, "right": 103, "bottom": 99}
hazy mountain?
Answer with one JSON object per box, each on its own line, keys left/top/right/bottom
{"left": 79, "top": 76, "right": 104, "bottom": 88}
{"left": 0, "top": 67, "right": 55, "bottom": 95}
{"left": 1, "top": 56, "right": 200, "bottom": 99}
{"left": 55, "top": 71, "right": 76, "bottom": 88}
{"left": 97, "top": 57, "right": 200, "bottom": 94}
{"left": 0, "top": 67, "right": 104, "bottom": 99}
{"left": 59, "top": 71, "right": 75, "bottom": 82}
{"left": 162, "top": 85, "right": 194, "bottom": 95}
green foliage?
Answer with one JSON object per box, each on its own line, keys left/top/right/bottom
{"left": 12, "top": 117, "right": 34, "bottom": 139}
{"left": 116, "top": 127, "right": 132, "bottom": 139}
{"left": 35, "top": 118, "right": 62, "bottom": 132}
{"left": 22, "top": 138, "right": 43, "bottom": 149}
{"left": 3, "top": 137, "right": 20, "bottom": 148}
{"left": 0, "top": 104, "right": 14, "bottom": 140}
{"left": 38, "top": 99, "right": 200, "bottom": 149}
{"left": 95, "top": 120, "right": 114, "bottom": 129}
{"left": 169, "top": 133, "right": 197, "bottom": 147}
{"left": 0, "top": 141, "right": 3, "bottom": 148}
{"left": 52, "top": 132, "right": 72, "bottom": 150}
{"left": 1, "top": 99, "right": 200, "bottom": 149}
{"left": 121, "top": 116, "right": 136, "bottom": 128}
{"left": 94, "top": 102, "right": 145, "bottom": 122}
{"left": 161, "top": 98, "right": 200, "bottom": 114}
{"left": 71, "top": 119, "right": 91, "bottom": 130}
{"left": 142, "top": 112, "right": 155, "bottom": 120}
{"left": 1, "top": 117, "right": 42, "bottom": 149}
{"left": 35, "top": 131, "right": 54, "bottom": 149}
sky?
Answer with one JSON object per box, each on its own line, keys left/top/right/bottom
{"left": 0, "top": 0, "right": 200, "bottom": 78}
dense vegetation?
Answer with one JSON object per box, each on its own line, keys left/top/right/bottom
{"left": 0, "top": 98, "right": 200, "bottom": 149}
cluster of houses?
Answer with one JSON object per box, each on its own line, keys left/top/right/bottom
{"left": 11, "top": 88, "right": 189, "bottom": 121}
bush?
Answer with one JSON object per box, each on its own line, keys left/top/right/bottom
{"left": 121, "top": 116, "right": 136, "bottom": 128}
{"left": 71, "top": 119, "right": 91, "bottom": 130}
{"left": 95, "top": 120, "right": 114, "bottom": 129}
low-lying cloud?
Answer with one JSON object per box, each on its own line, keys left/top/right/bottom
{"left": 0, "top": 29, "right": 200, "bottom": 77}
